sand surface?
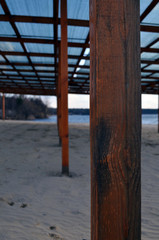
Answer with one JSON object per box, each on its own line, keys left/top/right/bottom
{"left": 0, "top": 121, "right": 158, "bottom": 240}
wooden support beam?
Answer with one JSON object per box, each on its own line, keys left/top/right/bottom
{"left": 57, "top": 46, "right": 62, "bottom": 145}
{"left": 0, "top": 88, "right": 56, "bottom": 96}
{"left": 2, "top": 93, "right": 5, "bottom": 120}
{"left": 60, "top": 0, "right": 69, "bottom": 175}
{"left": 0, "top": 15, "right": 89, "bottom": 27}
{"left": 0, "top": 37, "right": 89, "bottom": 48}
{"left": 140, "top": 25, "right": 159, "bottom": 33}
{"left": 141, "top": 47, "right": 159, "bottom": 53}
{"left": 90, "top": 0, "right": 141, "bottom": 239}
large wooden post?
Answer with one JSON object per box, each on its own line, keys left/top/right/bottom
{"left": 60, "top": 0, "right": 69, "bottom": 175}
{"left": 90, "top": 0, "right": 141, "bottom": 239}
{"left": 2, "top": 93, "right": 5, "bottom": 120}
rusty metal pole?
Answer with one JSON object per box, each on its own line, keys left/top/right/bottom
{"left": 90, "top": 0, "right": 141, "bottom": 239}
{"left": 60, "top": 0, "right": 69, "bottom": 175}
{"left": 2, "top": 93, "right": 5, "bottom": 120}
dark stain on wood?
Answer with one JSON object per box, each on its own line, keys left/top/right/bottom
{"left": 95, "top": 118, "right": 112, "bottom": 195}
{"left": 96, "top": 160, "right": 111, "bottom": 196}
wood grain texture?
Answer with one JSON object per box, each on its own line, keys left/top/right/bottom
{"left": 90, "top": 0, "right": 141, "bottom": 239}
{"left": 60, "top": 0, "right": 69, "bottom": 175}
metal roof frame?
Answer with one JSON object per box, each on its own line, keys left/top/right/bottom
{"left": 0, "top": 0, "right": 159, "bottom": 95}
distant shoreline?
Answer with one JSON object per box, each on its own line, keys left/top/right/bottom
{"left": 48, "top": 108, "right": 158, "bottom": 116}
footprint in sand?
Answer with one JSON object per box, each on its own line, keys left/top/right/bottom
{"left": 50, "top": 226, "right": 56, "bottom": 230}
{"left": 20, "top": 203, "right": 27, "bottom": 208}
{"left": 49, "top": 233, "right": 63, "bottom": 239}
{"left": 0, "top": 197, "right": 15, "bottom": 206}
{"left": 8, "top": 201, "right": 15, "bottom": 206}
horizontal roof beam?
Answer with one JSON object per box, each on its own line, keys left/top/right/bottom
{"left": 0, "top": 15, "right": 89, "bottom": 27}
{"left": 0, "top": 87, "right": 56, "bottom": 95}
{"left": 141, "top": 59, "right": 159, "bottom": 65}
{"left": 0, "top": 14, "right": 158, "bottom": 32}
{"left": 140, "top": 25, "right": 159, "bottom": 33}
{"left": 142, "top": 69, "right": 159, "bottom": 73}
{"left": 0, "top": 37, "right": 158, "bottom": 50}
{"left": 0, "top": 51, "right": 90, "bottom": 59}
{"left": 0, "top": 37, "right": 89, "bottom": 48}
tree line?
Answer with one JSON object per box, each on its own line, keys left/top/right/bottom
{"left": 0, "top": 95, "right": 48, "bottom": 120}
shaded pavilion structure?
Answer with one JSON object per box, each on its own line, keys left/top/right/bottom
{"left": 0, "top": 0, "right": 159, "bottom": 239}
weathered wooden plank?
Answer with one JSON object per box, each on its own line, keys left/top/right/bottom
{"left": 90, "top": 0, "right": 141, "bottom": 239}
{"left": 60, "top": 0, "right": 69, "bottom": 175}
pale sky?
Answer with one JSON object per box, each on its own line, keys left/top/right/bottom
{"left": 42, "top": 94, "right": 158, "bottom": 109}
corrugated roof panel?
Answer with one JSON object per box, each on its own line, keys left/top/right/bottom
{"left": 15, "top": 23, "right": 53, "bottom": 39}
{"left": 141, "top": 78, "right": 157, "bottom": 82}
{"left": 28, "top": 81, "right": 40, "bottom": 84}
{"left": 15, "top": 66, "right": 33, "bottom": 70}
{"left": 68, "top": 26, "right": 89, "bottom": 43}
{"left": 41, "top": 81, "right": 54, "bottom": 84}
{"left": 0, "top": 74, "right": 7, "bottom": 77}
{"left": 6, "top": 0, "right": 53, "bottom": 17}
{"left": 141, "top": 52, "right": 159, "bottom": 60}
{"left": 145, "top": 64, "right": 159, "bottom": 70}
{"left": 39, "top": 77, "right": 55, "bottom": 80}
{"left": 0, "top": 79, "right": 11, "bottom": 81}
{"left": 58, "top": 26, "right": 89, "bottom": 43}
{"left": 0, "top": 56, "right": 6, "bottom": 62}
{"left": 30, "top": 56, "right": 55, "bottom": 64}
{"left": 140, "top": 0, "right": 152, "bottom": 15}
{"left": 78, "top": 68, "right": 90, "bottom": 73}
{"left": 6, "top": 55, "right": 29, "bottom": 63}
{"left": 84, "top": 48, "right": 90, "bottom": 56}
{"left": 152, "top": 73, "right": 159, "bottom": 77}
{"left": 58, "top": 0, "right": 89, "bottom": 19}
{"left": 150, "top": 41, "right": 159, "bottom": 48}
{"left": 141, "top": 72, "right": 153, "bottom": 76}
{"left": 141, "top": 64, "right": 147, "bottom": 68}
{"left": 25, "top": 43, "right": 54, "bottom": 53}
{"left": 9, "top": 76, "right": 22, "bottom": 79}
{"left": 140, "top": 32, "right": 158, "bottom": 47}
{"left": 68, "top": 59, "right": 78, "bottom": 65}
{"left": 84, "top": 60, "right": 90, "bottom": 66}
{"left": 20, "top": 72, "right": 36, "bottom": 76}
{"left": 71, "top": 79, "right": 85, "bottom": 83}
{"left": 0, "top": 42, "right": 24, "bottom": 52}
{"left": 142, "top": 3, "right": 159, "bottom": 24}
{"left": 37, "top": 72, "right": 55, "bottom": 76}
{"left": 68, "top": 67, "right": 75, "bottom": 72}
{"left": 35, "top": 66, "right": 55, "bottom": 71}
{"left": 76, "top": 74, "right": 89, "bottom": 78}
{"left": 3, "top": 71, "right": 18, "bottom": 75}
{"left": 67, "top": 0, "right": 89, "bottom": 20}
{"left": 0, "top": 22, "right": 15, "bottom": 36}
{"left": 0, "top": 65, "right": 13, "bottom": 69}
{"left": 68, "top": 47, "right": 83, "bottom": 56}
{"left": 24, "top": 77, "right": 38, "bottom": 79}
{"left": 0, "top": 4, "right": 5, "bottom": 14}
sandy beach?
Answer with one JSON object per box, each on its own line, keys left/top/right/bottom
{"left": 0, "top": 121, "right": 158, "bottom": 240}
